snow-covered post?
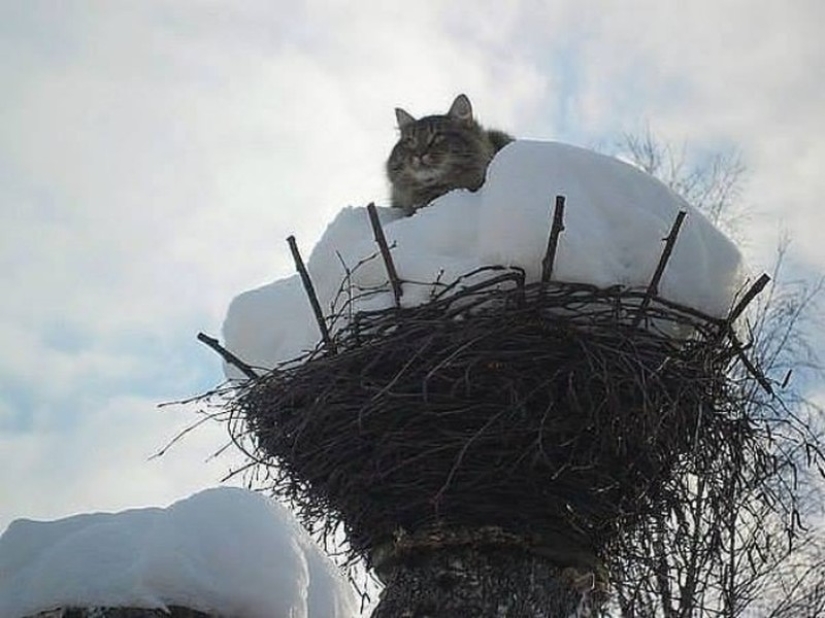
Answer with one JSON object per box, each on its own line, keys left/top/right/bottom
{"left": 4, "top": 489, "right": 358, "bottom": 618}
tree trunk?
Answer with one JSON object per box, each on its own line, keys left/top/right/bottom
{"left": 26, "top": 607, "right": 212, "bottom": 618}
{"left": 371, "top": 545, "right": 596, "bottom": 618}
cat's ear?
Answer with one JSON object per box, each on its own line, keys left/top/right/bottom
{"left": 395, "top": 107, "right": 416, "bottom": 129}
{"left": 448, "top": 94, "right": 473, "bottom": 123}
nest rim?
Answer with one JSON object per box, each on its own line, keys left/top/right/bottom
{"left": 223, "top": 269, "right": 761, "bottom": 566}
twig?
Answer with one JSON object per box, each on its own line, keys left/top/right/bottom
{"left": 728, "top": 331, "right": 774, "bottom": 395}
{"left": 367, "top": 202, "right": 404, "bottom": 307}
{"left": 712, "top": 274, "right": 772, "bottom": 394}
{"left": 287, "top": 235, "right": 337, "bottom": 353}
{"left": 541, "top": 195, "right": 567, "bottom": 284}
{"left": 150, "top": 410, "right": 222, "bottom": 459}
{"left": 726, "top": 274, "right": 771, "bottom": 326}
{"left": 197, "top": 332, "right": 259, "bottom": 379}
{"left": 633, "top": 211, "right": 687, "bottom": 327}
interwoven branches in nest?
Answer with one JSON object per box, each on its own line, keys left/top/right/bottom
{"left": 226, "top": 267, "right": 754, "bottom": 561}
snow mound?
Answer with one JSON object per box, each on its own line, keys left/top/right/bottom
{"left": 0, "top": 487, "right": 358, "bottom": 618}
{"left": 223, "top": 140, "right": 742, "bottom": 376}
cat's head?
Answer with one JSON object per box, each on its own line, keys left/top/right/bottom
{"left": 387, "top": 94, "right": 494, "bottom": 194}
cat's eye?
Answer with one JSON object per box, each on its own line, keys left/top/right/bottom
{"left": 428, "top": 134, "right": 445, "bottom": 148}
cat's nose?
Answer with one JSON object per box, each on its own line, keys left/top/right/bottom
{"left": 411, "top": 154, "right": 432, "bottom": 168}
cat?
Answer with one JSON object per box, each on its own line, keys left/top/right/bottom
{"left": 386, "top": 94, "right": 513, "bottom": 213}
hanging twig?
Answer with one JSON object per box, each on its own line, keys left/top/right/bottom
{"left": 196, "top": 332, "right": 259, "bottom": 379}
{"left": 541, "top": 195, "right": 567, "bottom": 285}
{"left": 287, "top": 235, "right": 337, "bottom": 353}
{"left": 367, "top": 202, "right": 404, "bottom": 307}
{"left": 633, "top": 211, "right": 687, "bottom": 327}
{"left": 727, "top": 331, "right": 774, "bottom": 394}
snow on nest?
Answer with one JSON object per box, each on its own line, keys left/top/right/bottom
{"left": 0, "top": 487, "right": 358, "bottom": 618}
{"left": 223, "top": 140, "right": 743, "bottom": 378}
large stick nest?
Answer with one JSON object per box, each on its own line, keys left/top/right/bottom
{"left": 223, "top": 266, "right": 755, "bottom": 563}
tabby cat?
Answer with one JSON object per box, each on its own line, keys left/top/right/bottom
{"left": 386, "top": 94, "right": 513, "bottom": 213}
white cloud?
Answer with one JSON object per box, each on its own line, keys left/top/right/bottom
{"left": 1, "top": 0, "right": 822, "bottom": 537}
{"left": 523, "top": 1, "right": 825, "bottom": 268}
{"left": 0, "top": 393, "right": 240, "bottom": 533}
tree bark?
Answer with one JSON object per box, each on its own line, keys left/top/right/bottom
{"left": 26, "top": 607, "right": 212, "bottom": 618}
{"left": 371, "top": 545, "right": 595, "bottom": 618}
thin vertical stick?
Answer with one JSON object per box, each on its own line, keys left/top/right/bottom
{"left": 633, "top": 211, "right": 687, "bottom": 327}
{"left": 287, "top": 235, "right": 336, "bottom": 353}
{"left": 367, "top": 202, "right": 404, "bottom": 308}
{"left": 541, "top": 195, "right": 567, "bottom": 284}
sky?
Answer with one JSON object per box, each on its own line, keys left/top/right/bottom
{"left": 1, "top": 1, "right": 823, "bottom": 534}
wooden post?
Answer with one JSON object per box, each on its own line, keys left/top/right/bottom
{"left": 541, "top": 195, "right": 567, "bottom": 285}
{"left": 633, "top": 211, "right": 687, "bottom": 327}
{"left": 367, "top": 202, "right": 404, "bottom": 308}
{"left": 287, "top": 235, "right": 336, "bottom": 354}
